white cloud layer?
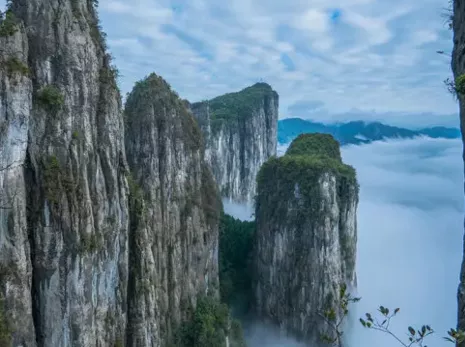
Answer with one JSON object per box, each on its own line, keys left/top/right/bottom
{"left": 233, "top": 138, "right": 464, "bottom": 347}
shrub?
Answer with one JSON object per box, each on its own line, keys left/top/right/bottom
{"left": 0, "top": 10, "right": 18, "bottom": 37}
{"left": 4, "top": 57, "right": 29, "bottom": 77}
{"left": 36, "top": 85, "right": 64, "bottom": 112}
{"left": 0, "top": 300, "right": 11, "bottom": 347}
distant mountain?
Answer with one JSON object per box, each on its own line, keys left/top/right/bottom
{"left": 278, "top": 118, "right": 461, "bottom": 145}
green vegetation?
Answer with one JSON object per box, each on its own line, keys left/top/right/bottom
{"left": 0, "top": 10, "right": 18, "bottom": 37}
{"left": 36, "top": 85, "right": 65, "bottom": 113}
{"left": 125, "top": 73, "right": 203, "bottom": 151}
{"left": 79, "top": 233, "right": 102, "bottom": 254}
{"left": 456, "top": 74, "right": 465, "bottom": 95}
{"left": 319, "top": 284, "right": 465, "bottom": 347}
{"left": 219, "top": 213, "right": 255, "bottom": 308}
{"left": 170, "top": 295, "right": 245, "bottom": 347}
{"left": 72, "top": 131, "right": 79, "bottom": 140}
{"left": 286, "top": 133, "right": 342, "bottom": 161}
{"left": 0, "top": 299, "right": 11, "bottom": 347}
{"left": 207, "top": 82, "right": 277, "bottom": 132}
{"left": 4, "top": 57, "right": 29, "bottom": 77}
{"left": 42, "top": 155, "right": 74, "bottom": 204}
{"left": 201, "top": 165, "right": 221, "bottom": 227}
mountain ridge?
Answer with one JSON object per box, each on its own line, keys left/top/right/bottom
{"left": 278, "top": 118, "right": 461, "bottom": 145}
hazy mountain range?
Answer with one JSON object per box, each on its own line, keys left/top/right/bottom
{"left": 278, "top": 118, "right": 462, "bottom": 145}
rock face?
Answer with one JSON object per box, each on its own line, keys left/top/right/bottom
{"left": 124, "top": 73, "right": 221, "bottom": 346}
{"left": 451, "top": 2, "right": 465, "bottom": 344}
{"left": 252, "top": 134, "right": 358, "bottom": 345}
{"left": 0, "top": 2, "right": 221, "bottom": 347}
{"left": 190, "top": 83, "right": 279, "bottom": 202}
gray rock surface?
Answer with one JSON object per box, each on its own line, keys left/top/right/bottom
{"left": 124, "top": 73, "right": 221, "bottom": 347}
{"left": 190, "top": 83, "right": 279, "bottom": 202}
{"left": 0, "top": 2, "right": 221, "bottom": 347}
{"left": 252, "top": 135, "right": 358, "bottom": 346}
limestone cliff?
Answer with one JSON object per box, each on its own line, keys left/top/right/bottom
{"left": 124, "top": 73, "right": 221, "bottom": 346}
{"left": 451, "top": 1, "right": 465, "bottom": 344}
{"left": 252, "top": 134, "right": 358, "bottom": 345}
{"left": 190, "top": 83, "right": 279, "bottom": 202}
{"left": 1, "top": 1, "right": 129, "bottom": 345}
{"left": 0, "top": 2, "right": 222, "bottom": 347}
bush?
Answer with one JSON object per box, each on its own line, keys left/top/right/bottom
{"left": 219, "top": 213, "right": 255, "bottom": 309}
{"left": 4, "top": 57, "right": 29, "bottom": 77}
{"left": 36, "top": 85, "right": 64, "bottom": 112}
{"left": 172, "top": 296, "right": 229, "bottom": 347}
{"left": 0, "top": 10, "right": 18, "bottom": 37}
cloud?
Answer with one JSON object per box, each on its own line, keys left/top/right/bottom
{"left": 92, "top": 0, "right": 457, "bottom": 126}
{"left": 268, "top": 137, "right": 464, "bottom": 347}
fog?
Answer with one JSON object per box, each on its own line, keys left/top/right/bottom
{"left": 225, "top": 137, "right": 464, "bottom": 347}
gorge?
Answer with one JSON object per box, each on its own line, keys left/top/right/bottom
{"left": 0, "top": 0, "right": 396, "bottom": 346}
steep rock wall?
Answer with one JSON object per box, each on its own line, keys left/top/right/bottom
{"left": 0, "top": 18, "right": 36, "bottom": 347}
{"left": 6, "top": 0, "right": 129, "bottom": 346}
{"left": 124, "top": 73, "right": 221, "bottom": 346}
{"left": 452, "top": 1, "right": 465, "bottom": 344}
{"left": 190, "top": 83, "right": 278, "bottom": 202}
{"left": 252, "top": 134, "right": 358, "bottom": 346}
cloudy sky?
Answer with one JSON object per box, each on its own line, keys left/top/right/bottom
{"left": 0, "top": 0, "right": 458, "bottom": 127}
{"left": 96, "top": 0, "right": 458, "bottom": 127}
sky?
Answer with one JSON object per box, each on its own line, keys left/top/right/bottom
{"left": 95, "top": 0, "right": 458, "bottom": 127}
{"left": 227, "top": 137, "right": 464, "bottom": 347}
{"left": 0, "top": 0, "right": 459, "bottom": 127}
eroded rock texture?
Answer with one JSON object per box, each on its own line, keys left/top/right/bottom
{"left": 253, "top": 134, "right": 358, "bottom": 346}
{"left": 124, "top": 73, "right": 221, "bottom": 346}
{"left": 190, "top": 83, "right": 278, "bottom": 202}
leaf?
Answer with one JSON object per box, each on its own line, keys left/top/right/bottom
{"left": 394, "top": 308, "right": 400, "bottom": 314}
{"left": 408, "top": 327, "right": 416, "bottom": 336}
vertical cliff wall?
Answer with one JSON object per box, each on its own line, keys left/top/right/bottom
{"left": 1, "top": 1, "right": 129, "bottom": 346}
{"left": 252, "top": 134, "right": 358, "bottom": 345}
{"left": 124, "top": 73, "right": 221, "bottom": 346}
{"left": 0, "top": 2, "right": 222, "bottom": 346}
{"left": 452, "top": 1, "right": 465, "bottom": 344}
{"left": 190, "top": 83, "right": 279, "bottom": 202}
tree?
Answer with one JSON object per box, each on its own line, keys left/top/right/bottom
{"left": 320, "top": 284, "right": 465, "bottom": 347}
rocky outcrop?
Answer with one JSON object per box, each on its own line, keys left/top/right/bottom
{"left": 0, "top": 15, "right": 35, "bottom": 347}
{"left": 252, "top": 134, "right": 358, "bottom": 345}
{"left": 124, "top": 73, "right": 221, "bottom": 346}
{"left": 0, "top": 2, "right": 221, "bottom": 347}
{"left": 190, "top": 83, "right": 279, "bottom": 202}
{"left": 451, "top": 1, "right": 465, "bottom": 344}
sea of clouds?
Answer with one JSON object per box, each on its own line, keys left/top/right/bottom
{"left": 225, "top": 137, "right": 464, "bottom": 347}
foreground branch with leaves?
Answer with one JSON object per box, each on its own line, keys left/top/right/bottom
{"left": 320, "top": 284, "right": 465, "bottom": 347}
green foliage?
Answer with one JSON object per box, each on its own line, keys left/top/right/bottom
{"left": 201, "top": 165, "right": 221, "bottom": 227}
{"left": 286, "top": 133, "right": 342, "bottom": 161}
{"left": 79, "top": 233, "right": 102, "bottom": 254}
{"left": 72, "top": 131, "right": 79, "bottom": 140}
{"left": 42, "top": 155, "right": 74, "bottom": 204}
{"left": 171, "top": 296, "right": 237, "bottom": 347}
{"left": 125, "top": 73, "right": 203, "bottom": 151}
{"left": 320, "top": 287, "right": 465, "bottom": 347}
{"left": 219, "top": 213, "right": 255, "bottom": 308}
{"left": 456, "top": 74, "right": 465, "bottom": 95}
{"left": 207, "top": 82, "right": 278, "bottom": 132}
{"left": 36, "top": 85, "right": 65, "bottom": 113}
{"left": 0, "top": 10, "right": 18, "bottom": 37}
{"left": 114, "top": 338, "right": 124, "bottom": 347}
{"left": 3, "top": 57, "right": 30, "bottom": 77}
{"left": 0, "top": 299, "right": 11, "bottom": 347}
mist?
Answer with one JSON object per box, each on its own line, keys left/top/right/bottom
{"left": 225, "top": 137, "right": 464, "bottom": 347}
